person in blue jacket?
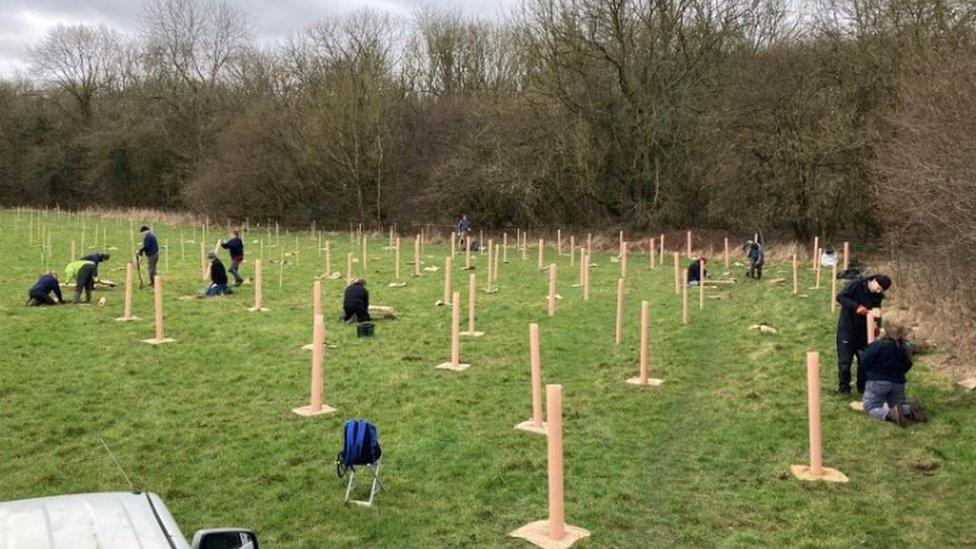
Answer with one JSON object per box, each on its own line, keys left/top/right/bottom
{"left": 220, "top": 229, "right": 245, "bottom": 286}
{"left": 137, "top": 225, "right": 159, "bottom": 286}
{"left": 744, "top": 240, "right": 764, "bottom": 279}
{"left": 26, "top": 271, "right": 64, "bottom": 306}
{"left": 80, "top": 252, "right": 110, "bottom": 278}
{"left": 456, "top": 215, "right": 470, "bottom": 248}
{"left": 860, "top": 320, "right": 925, "bottom": 427}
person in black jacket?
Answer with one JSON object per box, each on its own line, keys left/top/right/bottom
{"left": 860, "top": 321, "right": 925, "bottom": 427}
{"left": 835, "top": 274, "right": 891, "bottom": 395}
{"left": 343, "top": 278, "right": 371, "bottom": 322}
{"left": 80, "top": 252, "right": 110, "bottom": 278}
{"left": 137, "top": 225, "right": 159, "bottom": 286}
{"left": 203, "top": 252, "right": 232, "bottom": 296}
{"left": 687, "top": 256, "right": 707, "bottom": 286}
{"left": 220, "top": 229, "right": 245, "bottom": 286}
{"left": 26, "top": 271, "right": 64, "bottom": 306}
{"left": 744, "top": 241, "right": 764, "bottom": 279}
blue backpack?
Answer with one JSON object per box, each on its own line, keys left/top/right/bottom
{"left": 336, "top": 419, "right": 382, "bottom": 477}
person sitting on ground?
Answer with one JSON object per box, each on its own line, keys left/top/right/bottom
{"left": 80, "top": 252, "right": 110, "bottom": 279}
{"left": 65, "top": 258, "right": 97, "bottom": 304}
{"left": 687, "top": 256, "right": 707, "bottom": 286}
{"left": 26, "top": 271, "right": 63, "bottom": 306}
{"left": 860, "top": 320, "right": 926, "bottom": 427}
{"left": 744, "top": 240, "right": 764, "bottom": 279}
{"left": 220, "top": 229, "right": 245, "bottom": 286}
{"left": 343, "top": 278, "right": 371, "bottom": 323}
{"left": 835, "top": 273, "right": 891, "bottom": 395}
{"left": 203, "top": 252, "right": 232, "bottom": 296}
{"left": 137, "top": 225, "right": 159, "bottom": 286}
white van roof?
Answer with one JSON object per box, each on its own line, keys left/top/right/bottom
{"left": 0, "top": 492, "right": 190, "bottom": 549}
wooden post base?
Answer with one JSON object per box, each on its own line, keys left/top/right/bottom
{"left": 625, "top": 377, "right": 665, "bottom": 387}
{"left": 388, "top": 282, "right": 407, "bottom": 287}
{"left": 141, "top": 338, "right": 176, "bottom": 346}
{"left": 115, "top": 316, "right": 140, "bottom": 322}
{"left": 849, "top": 401, "right": 864, "bottom": 412}
{"left": 248, "top": 306, "right": 270, "bottom": 312}
{"left": 301, "top": 343, "right": 337, "bottom": 351}
{"left": 790, "top": 465, "right": 849, "bottom": 483}
{"left": 325, "top": 272, "right": 342, "bottom": 279}
{"left": 509, "top": 520, "right": 590, "bottom": 549}
{"left": 435, "top": 362, "right": 470, "bottom": 372}
{"left": 514, "top": 420, "right": 547, "bottom": 436}
{"left": 957, "top": 378, "right": 976, "bottom": 390}
{"left": 292, "top": 404, "right": 336, "bottom": 417}
{"left": 460, "top": 331, "right": 485, "bottom": 337}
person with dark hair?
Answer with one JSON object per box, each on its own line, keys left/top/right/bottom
{"left": 744, "top": 241, "right": 764, "bottom": 279}
{"left": 220, "top": 229, "right": 245, "bottom": 286}
{"left": 65, "top": 258, "right": 97, "bottom": 303}
{"left": 203, "top": 252, "right": 232, "bottom": 296}
{"left": 80, "top": 252, "right": 110, "bottom": 278}
{"left": 137, "top": 225, "right": 159, "bottom": 286}
{"left": 457, "top": 215, "right": 470, "bottom": 249}
{"left": 342, "top": 278, "right": 371, "bottom": 323}
{"left": 26, "top": 271, "right": 63, "bottom": 306}
{"left": 687, "top": 256, "right": 707, "bottom": 286}
{"left": 860, "top": 320, "right": 926, "bottom": 427}
{"left": 835, "top": 273, "right": 892, "bottom": 395}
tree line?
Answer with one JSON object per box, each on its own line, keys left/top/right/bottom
{"left": 0, "top": 0, "right": 973, "bottom": 248}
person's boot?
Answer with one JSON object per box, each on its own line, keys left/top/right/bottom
{"left": 837, "top": 385, "right": 851, "bottom": 396}
{"left": 907, "top": 401, "right": 927, "bottom": 423}
{"left": 888, "top": 406, "right": 908, "bottom": 428}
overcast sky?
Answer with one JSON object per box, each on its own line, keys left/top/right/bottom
{"left": 0, "top": 0, "right": 520, "bottom": 78}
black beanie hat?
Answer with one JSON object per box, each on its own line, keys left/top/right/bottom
{"left": 874, "top": 275, "right": 892, "bottom": 291}
{"left": 139, "top": 225, "right": 150, "bottom": 232}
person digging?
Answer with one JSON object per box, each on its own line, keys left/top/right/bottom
{"left": 80, "top": 252, "right": 110, "bottom": 279}
{"left": 860, "top": 320, "right": 926, "bottom": 427}
{"left": 64, "top": 258, "right": 97, "bottom": 304}
{"left": 835, "top": 274, "right": 891, "bottom": 395}
{"left": 342, "top": 278, "right": 371, "bottom": 323}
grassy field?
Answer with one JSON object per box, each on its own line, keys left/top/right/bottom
{"left": 1, "top": 210, "right": 974, "bottom": 547}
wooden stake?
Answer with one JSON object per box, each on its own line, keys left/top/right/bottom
{"left": 361, "top": 235, "right": 368, "bottom": 270}
{"left": 465, "top": 237, "right": 472, "bottom": 270}
{"left": 141, "top": 276, "right": 174, "bottom": 344}
{"left": 346, "top": 252, "right": 353, "bottom": 283}
{"left": 682, "top": 269, "right": 689, "bottom": 325}
{"left": 830, "top": 262, "right": 838, "bottom": 312}
{"left": 791, "top": 352, "right": 848, "bottom": 482}
{"left": 503, "top": 232, "right": 509, "bottom": 263}
{"left": 442, "top": 256, "right": 453, "bottom": 304}
{"left": 292, "top": 314, "right": 336, "bottom": 416}
{"left": 698, "top": 258, "right": 705, "bottom": 310}
{"left": 815, "top": 248, "right": 822, "bottom": 289}
{"left": 615, "top": 278, "right": 625, "bottom": 344}
{"left": 812, "top": 236, "right": 819, "bottom": 269}
{"left": 393, "top": 237, "right": 402, "bottom": 282}
{"left": 451, "top": 232, "right": 457, "bottom": 261}
{"left": 867, "top": 311, "right": 877, "bottom": 345}
{"left": 515, "top": 323, "right": 546, "bottom": 435}
{"left": 659, "top": 233, "right": 665, "bottom": 266}
{"left": 115, "top": 260, "right": 139, "bottom": 322}
{"left": 673, "top": 252, "right": 681, "bottom": 295}
{"left": 547, "top": 264, "right": 557, "bottom": 317}
{"left": 724, "top": 237, "right": 730, "bottom": 269}
{"left": 413, "top": 235, "right": 421, "bottom": 277}
{"left": 200, "top": 241, "right": 207, "bottom": 280}
{"left": 557, "top": 229, "right": 562, "bottom": 255}
{"left": 249, "top": 259, "right": 268, "bottom": 312}
{"left": 618, "top": 230, "right": 624, "bottom": 257}
{"left": 537, "top": 239, "right": 544, "bottom": 271}
{"left": 792, "top": 254, "right": 799, "bottom": 296}
{"left": 649, "top": 238, "right": 655, "bottom": 270}
{"left": 569, "top": 235, "right": 575, "bottom": 267}
{"left": 686, "top": 230, "right": 692, "bottom": 258}
{"left": 626, "top": 301, "right": 664, "bottom": 386}
{"left": 843, "top": 241, "right": 849, "bottom": 270}
{"left": 583, "top": 251, "right": 590, "bottom": 301}
{"left": 461, "top": 273, "right": 483, "bottom": 336}
{"left": 620, "top": 241, "right": 628, "bottom": 278}
{"left": 325, "top": 241, "right": 332, "bottom": 276}
{"left": 435, "top": 292, "right": 469, "bottom": 371}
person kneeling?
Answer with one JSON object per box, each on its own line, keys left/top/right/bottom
{"left": 687, "top": 256, "right": 707, "bottom": 286}
{"left": 26, "top": 271, "right": 64, "bottom": 306}
{"left": 343, "top": 278, "right": 371, "bottom": 323}
{"left": 203, "top": 252, "right": 232, "bottom": 297}
{"left": 861, "top": 320, "right": 926, "bottom": 427}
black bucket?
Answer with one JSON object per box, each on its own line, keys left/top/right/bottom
{"left": 357, "top": 322, "right": 375, "bottom": 338}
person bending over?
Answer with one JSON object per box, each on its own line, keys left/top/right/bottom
{"left": 26, "top": 271, "right": 63, "bottom": 306}
{"left": 687, "top": 256, "right": 707, "bottom": 286}
{"left": 860, "top": 320, "right": 926, "bottom": 427}
{"left": 343, "top": 278, "right": 372, "bottom": 323}
{"left": 835, "top": 274, "right": 891, "bottom": 395}
{"left": 220, "top": 230, "right": 245, "bottom": 286}
{"left": 65, "top": 259, "right": 97, "bottom": 303}
{"left": 204, "top": 252, "right": 232, "bottom": 296}
{"left": 80, "top": 252, "right": 110, "bottom": 279}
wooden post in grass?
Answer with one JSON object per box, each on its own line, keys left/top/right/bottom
{"left": 200, "top": 241, "right": 207, "bottom": 280}
{"left": 486, "top": 240, "right": 494, "bottom": 289}
{"left": 812, "top": 236, "right": 819, "bottom": 269}
{"left": 413, "top": 235, "right": 421, "bottom": 277}
{"left": 509, "top": 384, "right": 590, "bottom": 547}
{"left": 618, "top": 230, "right": 624, "bottom": 257}
{"left": 830, "top": 262, "right": 838, "bottom": 312}
{"left": 116, "top": 260, "right": 139, "bottom": 322}
{"left": 557, "top": 229, "right": 562, "bottom": 255}
{"left": 686, "top": 230, "right": 692, "bottom": 258}
{"left": 436, "top": 292, "right": 469, "bottom": 371}
{"left": 301, "top": 281, "right": 323, "bottom": 350}
{"left": 141, "top": 276, "right": 174, "bottom": 344}
{"left": 390, "top": 237, "right": 405, "bottom": 286}
{"left": 515, "top": 323, "right": 546, "bottom": 435}
{"left": 479, "top": 229, "right": 485, "bottom": 255}
{"left": 578, "top": 248, "right": 585, "bottom": 286}
{"left": 389, "top": 226, "right": 394, "bottom": 249}
{"left": 462, "top": 273, "right": 484, "bottom": 336}
{"left": 649, "top": 238, "right": 655, "bottom": 269}
{"left": 324, "top": 241, "right": 332, "bottom": 277}
{"left": 843, "top": 241, "right": 849, "bottom": 270}
{"left": 673, "top": 252, "right": 681, "bottom": 295}
{"left": 537, "top": 239, "right": 544, "bottom": 271}
{"left": 583, "top": 251, "right": 590, "bottom": 301}
{"left": 522, "top": 231, "right": 528, "bottom": 260}
{"left": 615, "top": 278, "right": 625, "bottom": 344}
{"left": 293, "top": 314, "right": 336, "bottom": 416}
{"left": 659, "top": 233, "right": 665, "bottom": 265}
{"left": 698, "top": 258, "right": 705, "bottom": 310}
{"left": 569, "top": 235, "right": 575, "bottom": 267}
{"left": 724, "top": 237, "right": 730, "bottom": 269}
{"left": 815, "top": 248, "right": 822, "bottom": 289}
{"left": 867, "top": 311, "right": 877, "bottom": 345}
{"left": 682, "top": 269, "right": 689, "bottom": 325}
{"left": 503, "top": 232, "right": 509, "bottom": 263}
{"left": 547, "top": 264, "right": 557, "bottom": 317}
{"left": 465, "top": 237, "right": 473, "bottom": 270}
{"left": 442, "top": 256, "right": 453, "bottom": 304}
{"left": 451, "top": 232, "right": 457, "bottom": 261}
{"left": 791, "top": 352, "right": 848, "bottom": 482}
{"left": 346, "top": 252, "right": 353, "bottom": 283}
{"left": 587, "top": 233, "right": 592, "bottom": 252}
{"left": 620, "top": 241, "right": 628, "bottom": 278}
{"left": 627, "top": 301, "right": 664, "bottom": 386}
{"left": 361, "top": 235, "right": 368, "bottom": 270}
{"left": 493, "top": 240, "right": 501, "bottom": 285}
{"left": 792, "top": 254, "right": 799, "bottom": 296}
{"left": 249, "top": 260, "right": 268, "bottom": 312}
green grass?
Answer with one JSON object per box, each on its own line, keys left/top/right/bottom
{"left": 1, "top": 210, "right": 974, "bottom": 547}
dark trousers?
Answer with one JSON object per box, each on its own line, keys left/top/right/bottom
{"left": 748, "top": 261, "right": 763, "bottom": 279}
{"left": 74, "top": 264, "right": 96, "bottom": 303}
{"left": 147, "top": 253, "right": 159, "bottom": 284}
{"left": 27, "top": 290, "right": 57, "bottom": 306}
{"left": 837, "top": 330, "right": 867, "bottom": 393}
{"left": 229, "top": 258, "right": 243, "bottom": 285}
{"left": 343, "top": 306, "right": 371, "bottom": 323}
